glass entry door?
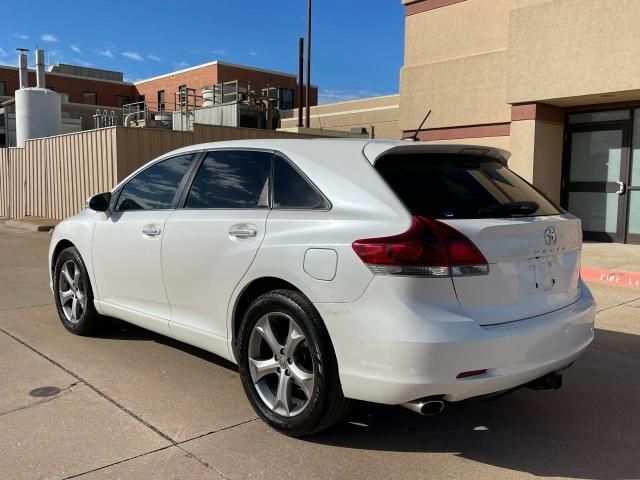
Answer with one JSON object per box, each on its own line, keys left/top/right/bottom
{"left": 627, "top": 110, "right": 640, "bottom": 244}
{"left": 565, "top": 124, "right": 630, "bottom": 243}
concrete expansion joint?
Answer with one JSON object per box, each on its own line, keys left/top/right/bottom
{"left": 0, "top": 326, "right": 177, "bottom": 442}
{"left": 595, "top": 296, "right": 640, "bottom": 314}
{"left": 1, "top": 324, "right": 259, "bottom": 480}
{"left": 0, "top": 302, "right": 54, "bottom": 313}
{"left": 61, "top": 445, "right": 174, "bottom": 480}
{"left": 0, "top": 381, "right": 80, "bottom": 419}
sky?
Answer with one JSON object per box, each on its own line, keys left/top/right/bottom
{"left": 0, "top": 1, "right": 405, "bottom": 104}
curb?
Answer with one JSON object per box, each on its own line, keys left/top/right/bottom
{"left": 4, "top": 219, "right": 57, "bottom": 232}
{"left": 581, "top": 267, "right": 640, "bottom": 290}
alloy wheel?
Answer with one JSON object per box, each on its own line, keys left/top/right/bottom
{"left": 58, "top": 259, "right": 86, "bottom": 324}
{"left": 247, "top": 312, "right": 316, "bottom": 417}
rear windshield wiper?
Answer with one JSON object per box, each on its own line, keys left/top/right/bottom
{"left": 478, "top": 201, "right": 540, "bottom": 217}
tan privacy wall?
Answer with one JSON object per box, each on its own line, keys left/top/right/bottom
{"left": 0, "top": 129, "right": 118, "bottom": 220}
{"left": 0, "top": 125, "right": 309, "bottom": 220}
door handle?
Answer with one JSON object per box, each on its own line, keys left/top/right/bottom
{"left": 615, "top": 181, "right": 626, "bottom": 195}
{"left": 142, "top": 224, "right": 162, "bottom": 237}
{"left": 229, "top": 225, "right": 257, "bottom": 239}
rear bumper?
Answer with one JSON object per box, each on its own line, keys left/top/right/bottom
{"left": 316, "top": 279, "right": 595, "bottom": 404}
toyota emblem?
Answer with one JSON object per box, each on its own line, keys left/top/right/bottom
{"left": 544, "top": 226, "right": 558, "bottom": 246}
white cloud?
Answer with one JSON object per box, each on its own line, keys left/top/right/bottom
{"left": 212, "top": 49, "right": 227, "bottom": 56}
{"left": 13, "top": 34, "right": 29, "bottom": 40}
{"left": 318, "top": 88, "right": 385, "bottom": 104}
{"left": 41, "top": 33, "right": 59, "bottom": 43}
{"left": 97, "top": 49, "right": 114, "bottom": 58}
{"left": 175, "top": 61, "right": 189, "bottom": 68}
{"left": 73, "top": 58, "right": 94, "bottom": 67}
{"left": 147, "top": 54, "right": 161, "bottom": 61}
{"left": 249, "top": 51, "right": 257, "bottom": 56}
{"left": 70, "top": 45, "right": 81, "bottom": 53}
{"left": 0, "top": 48, "right": 8, "bottom": 58}
{"left": 122, "top": 51, "right": 143, "bottom": 61}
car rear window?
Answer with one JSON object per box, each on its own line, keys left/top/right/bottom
{"left": 375, "top": 153, "right": 563, "bottom": 219}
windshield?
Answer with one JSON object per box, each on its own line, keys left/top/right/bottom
{"left": 375, "top": 153, "right": 563, "bottom": 219}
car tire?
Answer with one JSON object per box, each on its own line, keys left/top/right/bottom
{"left": 53, "top": 246, "right": 101, "bottom": 336}
{"left": 237, "top": 289, "right": 351, "bottom": 437}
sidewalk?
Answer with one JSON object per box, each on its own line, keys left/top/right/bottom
{"left": 582, "top": 242, "right": 640, "bottom": 290}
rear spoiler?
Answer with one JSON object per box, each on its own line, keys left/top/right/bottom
{"left": 363, "top": 142, "right": 511, "bottom": 166}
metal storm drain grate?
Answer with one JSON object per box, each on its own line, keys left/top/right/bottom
{"left": 29, "top": 386, "right": 61, "bottom": 398}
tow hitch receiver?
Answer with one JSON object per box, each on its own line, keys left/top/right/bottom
{"left": 526, "top": 372, "right": 563, "bottom": 390}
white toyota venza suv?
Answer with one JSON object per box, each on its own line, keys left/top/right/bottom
{"left": 49, "top": 139, "right": 595, "bottom": 436}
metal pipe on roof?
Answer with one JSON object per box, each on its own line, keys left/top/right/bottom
{"left": 17, "top": 49, "right": 29, "bottom": 89}
{"left": 298, "top": 37, "right": 304, "bottom": 128}
{"left": 35, "top": 49, "right": 46, "bottom": 89}
{"left": 305, "top": 0, "right": 312, "bottom": 128}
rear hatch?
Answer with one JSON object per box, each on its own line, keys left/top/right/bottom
{"left": 374, "top": 149, "right": 582, "bottom": 325}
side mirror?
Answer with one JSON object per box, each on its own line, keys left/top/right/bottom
{"left": 87, "top": 192, "right": 112, "bottom": 212}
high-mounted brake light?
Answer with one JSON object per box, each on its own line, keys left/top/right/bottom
{"left": 352, "top": 216, "right": 489, "bottom": 277}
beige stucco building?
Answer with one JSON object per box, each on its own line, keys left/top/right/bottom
{"left": 288, "top": 0, "right": 640, "bottom": 243}
{"left": 280, "top": 94, "right": 401, "bottom": 140}
{"left": 401, "top": 0, "right": 640, "bottom": 244}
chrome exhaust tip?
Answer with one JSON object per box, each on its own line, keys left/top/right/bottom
{"left": 400, "top": 397, "right": 445, "bottom": 416}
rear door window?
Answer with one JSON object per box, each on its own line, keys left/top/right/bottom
{"left": 375, "top": 153, "right": 562, "bottom": 219}
{"left": 184, "top": 150, "right": 271, "bottom": 209}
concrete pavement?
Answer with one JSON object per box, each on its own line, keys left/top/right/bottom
{"left": 1, "top": 225, "right": 639, "bottom": 479}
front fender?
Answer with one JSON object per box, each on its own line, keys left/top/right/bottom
{"left": 48, "top": 210, "right": 103, "bottom": 311}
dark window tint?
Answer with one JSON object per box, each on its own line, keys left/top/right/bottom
{"left": 116, "top": 95, "right": 130, "bottom": 108}
{"left": 185, "top": 150, "right": 271, "bottom": 209}
{"left": 376, "top": 154, "right": 562, "bottom": 219}
{"left": 82, "top": 91, "right": 97, "bottom": 105}
{"left": 0, "top": 81, "right": 6, "bottom": 96}
{"left": 116, "top": 154, "right": 196, "bottom": 211}
{"left": 273, "top": 156, "right": 327, "bottom": 209}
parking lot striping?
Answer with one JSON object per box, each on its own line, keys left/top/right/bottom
{"left": 582, "top": 267, "right": 640, "bottom": 290}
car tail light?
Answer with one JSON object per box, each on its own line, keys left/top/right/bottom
{"left": 352, "top": 216, "right": 488, "bottom": 277}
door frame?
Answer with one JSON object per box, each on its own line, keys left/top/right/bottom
{"left": 562, "top": 113, "right": 633, "bottom": 243}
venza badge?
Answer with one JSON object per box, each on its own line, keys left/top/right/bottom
{"left": 544, "top": 226, "right": 558, "bottom": 246}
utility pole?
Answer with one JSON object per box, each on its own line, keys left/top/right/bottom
{"left": 298, "top": 38, "right": 304, "bottom": 128}
{"left": 305, "top": 0, "right": 312, "bottom": 128}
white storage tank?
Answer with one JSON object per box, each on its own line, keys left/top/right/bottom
{"left": 202, "top": 87, "right": 215, "bottom": 107}
{"left": 14, "top": 48, "right": 62, "bottom": 147}
{"left": 15, "top": 87, "right": 62, "bottom": 147}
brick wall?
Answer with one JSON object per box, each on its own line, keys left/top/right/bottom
{"left": 0, "top": 67, "right": 138, "bottom": 107}
{"left": 134, "top": 62, "right": 318, "bottom": 111}
{"left": 0, "top": 61, "right": 318, "bottom": 112}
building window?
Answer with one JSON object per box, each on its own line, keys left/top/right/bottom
{"left": 280, "top": 88, "right": 294, "bottom": 110}
{"left": 82, "top": 91, "right": 97, "bottom": 105}
{"left": 116, "top": 95, "right": 130, "bottom": 108}
{"left": 261, "top": 87, "right": 294, "bottom": 110}
{"left": 157, "top": 90, "right": 165, "bottom": 111}
{"left": 178, "top": 85, "right": 187, "bottom": 106}
{"left": 0, "top": 81, "right": 7, "bottom": 96}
